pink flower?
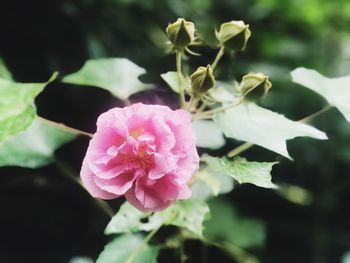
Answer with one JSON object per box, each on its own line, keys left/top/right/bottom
{"left": 80, "top": 103, "right": 199, "bottom": 212}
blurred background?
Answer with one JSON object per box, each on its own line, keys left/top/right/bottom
{"left": 1, "top": 0, "right": 350, "bottom": 262}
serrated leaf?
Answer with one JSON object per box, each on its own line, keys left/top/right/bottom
{"left": 291, "top": 67, "right": 350, "bottom": 122}
{"left": 161, "top": 71, "right": 180, "bottom": 93}
{"left": 214, "top": 102, "right": 327, "bottom": 159}
{"left": 96, "top": 234, "right": 159, "bottom": 263}
{"left": 204, "top": 199, "right": 265, "bottom": 248}
{"left": 105, "top": 202, "right": 163, "bottom": 235}
{"left": 192, "top": 120, "right": 225, "bottom": 149}
{"left": 0, "top": 73, "right": 57, "bottom": 142}
{"left": 106, "top": 199, "right": 210, "bottom": 238}
{"left": 63, "top": 58, "right": 152, "bottom": 100}
{"left": 202, "top": 154, "right": 278, "bottom": 189}
{"left": 0, "top": 58, "right": 13, "bottom": 80}
{"left": 160, "top": 199, "right": 210, "bottom": 237}
{"left": 0, "top": 118, "right": 75, "bottom": 168}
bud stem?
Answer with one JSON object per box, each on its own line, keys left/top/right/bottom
{"left": 193, "top": 98, "right": 244, "bottom": 119}
{"left": 211, "top": 45, "right": 225, "bottom": 71}
{"left": 176, "top": 51, "right": 186, "bottom": 107}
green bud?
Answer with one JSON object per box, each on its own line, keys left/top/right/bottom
{"left": 215, "top": 20, "right": 251, "bottom": 51}
{"left": 190, "top": 65, "right": 216, "bottom": 95}
{"left": 166, "top": 18, "right": 195, "bottom": 50}
{"left": 239, "top": 73, "right": 272, "bottom": 100}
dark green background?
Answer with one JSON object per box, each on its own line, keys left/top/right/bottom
{"left": 1, "top": 0, "right": 350, "bottom": 262}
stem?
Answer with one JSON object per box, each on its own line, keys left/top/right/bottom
{"left": 37, "top": 116, "right": 93, "bottom": 138}
{"left": 55, "top": 160, "right": 114, "bottom": 218}
{"left": 193, "top": 99, "right": 243, "bottom": 119}
{"left": 225, "top": 105, "right": 332, "bottom": 157}
{"left": 176, "top": 51, "right": 186, "bottom": 107}
{"left": 299, "top": 105, "right": 332, "bottom": 123}
{"left": 186, "top": 96, "right": 198, "bottom": 112}
{"left": 126, "top": 226, "right": 161, "bottom": 263}
{"left": 227, "top": 142, "right": 253, "bottom": 158}
{"left": 211, "top": 46, "right": 225, "bottom": 71}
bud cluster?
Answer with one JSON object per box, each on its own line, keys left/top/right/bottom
{"left": 165, "top": 18, "right": 271, "bottom": 101}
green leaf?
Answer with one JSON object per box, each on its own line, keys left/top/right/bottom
{"left": 291, "top": 67, "right": 350, "bottom": 122}
{"left": 106, "top": 199, "right": 210, "bottom": 238}
{"left": 0, "top": 73, "right": 57, "bottom": 142}
{"left": 0, "top": 58, "right": 13, "bottom": 80}
{"left": 214, "top": 102, "right": 327, "bottom": 159}
{"left": 160, "top": 71, "right": 180, "bottom": 93}
{"left": 202, "top": 154, "right": 278, "bottom": 189}
{"left": 192, "top": 120, "right": 225, "bottom": 149}
{"left": 96, "top": 234, "right": 159, "bottom": 263}
{"left": 208, "top": 81, "right": 237, "bottom": 103}
{"left": 191, "top": 167, "right": 234, "bottom": 200}
{"left": 160, "top": 199, "right": 210, "bottom": 237}
{"left": 63, "top": 58, "right": 152, "bottom": 100}
{"left": 0, "top": 118, "right": 75, "bottom": 168}
{"left": 204, "top": 199, "right": 265, "bottom": 249}
{"left": 105, "top": 202, "right": 163, "bottom": 235}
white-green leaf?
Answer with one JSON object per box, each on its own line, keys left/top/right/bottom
{"left": 161, "top": 71, "right": 180, "bottom": 93}
{"left": 63, "top": 58, "right": 152, "bottom": 100}
{"left": 191, "top": 167, "right": 234, "bottom": 200}
{"left": 291, "top": 67, "right": 350, "bottom": 122}
{"left": 214, "top": 102, "right": 327, "bottom": 159}
{"left": 105, "top": 202, "right": 163, "bottom": 235}
{"left": 0, "top": 58, "right": 13, "bottom": 80}
{"left": 106, "top": 199, "right": 210, "bottom": 238}
{"left": 0, "top": 118, "right": 75, "bottom": 168}
{"left": 204, "top": 199, "right": 265, "bottom": 248}
{"left": 96, "top": 234, "right": 159, "bottom": 263}
{"left": 202, "top": 154, "right": 278, "bottom": 189}
{"left": 0, "top": 73, "right": 57, "bottom": 142}
{"left": 208, "top": 81, "right": 238, "bottom": 103}
{"left": 192, "top": 120, "right": 225, "bottom": 149}
{"left": 160, "top": 199, "right": 210, "bottom": 238}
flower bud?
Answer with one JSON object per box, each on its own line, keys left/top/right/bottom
{"left": 216, "top": 20, "right": 251, "bottom": 51}
{"left": 190, "top": 65, "right": 216, "bottom": 95}
{"left": 239, "top": 73, "right": 272, "bottom": 100}
{"left": 166, "top": 18, "right": 195, "bottom": 50}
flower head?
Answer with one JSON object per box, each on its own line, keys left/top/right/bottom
{"left": 80, "top": 103, "right": 199, "bottom": 212}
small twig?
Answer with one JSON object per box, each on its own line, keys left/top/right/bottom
{"left": 211, "top": 46, "right": 225, "bottom": 71}
{"left": 299, "top": 105, "right": 332, "bottom": 123}
{"left": 55, "top": 160, "right": 114, "bottom": 218}
{"left": 227, "top": 142, "right": 253, "bottom": 158}
{"left": 37, "top": 116, "right": 93, "bottom": 138}
{"left": 193, "top": 99, "right": 244, "bottom": 119}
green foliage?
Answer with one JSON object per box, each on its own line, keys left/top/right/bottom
{"left": 160, "top": 71, "right": 180, "bottom": 93}
{"left": 105, "top": 202, "right": 163, "bottom": 234}
{"left": 214, "top": 102, "right": 327, "bottom": 159}
{"left": 106, "top": 199, "right": 210, "bottom": 238}
{"left": 0, "top": 58, "right": 13, "bottom": 80}
{"left": 160, "top": 199, "right": 210, "bottom": 237}
{"left": 291, "top": 67, "right": 350, "bottom": 122}
{"left": 192, "top": 120, "right": 225, "bottom": 149}
{"left": 96, "top": 234, "right": 159, "bottom": 263}
{"left": 0, "top": 119, "right": 75, "bottom": 168}
{"left": 202, "top": 154, "right": 278, "bottom": 189}
{"left": 0, "top": 73, "right": 57, "bottom": 142}
{"left": 191, "top": 167, "right": 234, "bottom": 200}
{"left": 204, "top": 199, "right": 265, "bottom": 249}
{"left": 63, "top": 58, "right": 152, "bottom": 100}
